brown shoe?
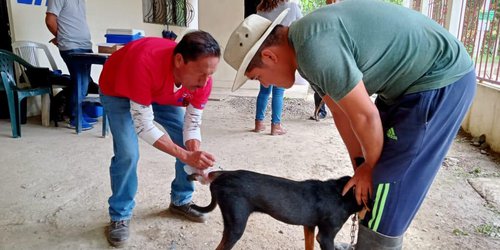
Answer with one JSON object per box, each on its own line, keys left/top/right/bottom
{"left": 169, "top": 202, "right": 207, "bottom": 223}
{"left": 106, "top": 220, "right": 130, "bottom": 248}
{"left": 271, "top": 123, "right": 286, "bottom": 136}
{"left": 254, "top": 120, "right": 265, "bottom": 132}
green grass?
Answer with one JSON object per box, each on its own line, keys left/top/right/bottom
{"left": 453, "top": 228, "right": 469, "bottom": 236}
{"left": 469, "top": 167, "right": 481, "bottom": 176}
{"left": 475, "top": 223, "right": 500, "bottom": 237}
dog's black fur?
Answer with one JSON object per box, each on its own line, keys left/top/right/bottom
{"left": 191, "top": 170, "right": 363, "bottom": 250}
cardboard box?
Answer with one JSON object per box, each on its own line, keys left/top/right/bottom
{"left": 97, "top": 43, "right": 124, "bottom": 54}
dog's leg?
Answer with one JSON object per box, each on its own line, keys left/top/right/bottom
{"left": 215, "top": 201, "right": 251, "bottom": 250}
{"left": 317, "top": 224, "right": 342, "bottom": 250}
{"left": 304, "top": 226, "right": 315, "bottom": 250}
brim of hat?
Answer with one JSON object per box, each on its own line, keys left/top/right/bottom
{"left": 231, "top": 9, "right": 290, "bottom": 92}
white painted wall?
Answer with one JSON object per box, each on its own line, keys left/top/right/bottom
{"left": 8, "top": 0, "right": 198, "bottom": 80}
{"left": 199, "top": 0, "right": 259, "bottom": 89}
{"left": 7, "top": 0, "right": 199, "bottom": 116}
{"left": 199, "top": 0, "right": 282, "bottom": 90}
{"left": 462, "top": 83, "right": 500, "bottom": 152}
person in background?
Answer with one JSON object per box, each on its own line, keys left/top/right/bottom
{"left": 224, "top": 0, "right": 475, "bottom": 248}
{"left": 252, "top": 0, "right": 302, "bottom": 135}
{"left": 99, "top": 31, "right": 220, "bottom": 247}
{"left": 309, "top": 91, "right": 327, "bottom": 120}
{"left": 46, "top": 0, "right": 96, "bottom": 130}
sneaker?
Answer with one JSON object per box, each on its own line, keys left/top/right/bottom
{"left": 66, "top": 119, "right": 94, "bottom": 131}
{"left": 308, "top": 112, "right": 327, "bottom": 121}
{"left": 106, "top": 220, "right": 130, "bottom": 248}
{"left": 169, "top": 202, "right": 207, "bottom": 223}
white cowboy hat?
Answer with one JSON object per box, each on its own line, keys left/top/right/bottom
{"left": 224, "top": 9, "right": 289, "bottom": 92}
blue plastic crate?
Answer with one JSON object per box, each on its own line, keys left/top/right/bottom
{"left": 105, "top": 33, "right": 144, "bottom": 44}
{"left": 83, "top": 102, "right": 103, "bottom": 118}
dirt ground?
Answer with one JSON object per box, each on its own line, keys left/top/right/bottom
{"left": 0, "top": 94, "right": 499, "bottom": 250}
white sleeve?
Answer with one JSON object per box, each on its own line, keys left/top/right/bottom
{"left": 130, "top": 100, "right": 164, "bottom": 145}
{"left": 183, "top": 104, "right": 203, "bottom": 144}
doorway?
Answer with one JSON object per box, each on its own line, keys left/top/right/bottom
{"left": 244, "top": 0, "right": 260, "bottom": 18}
{"left": 0, "top": 0, "right": 13, "bottom": 119}
{"left": 0, "top": 0, "right": 12, "bottom": 51}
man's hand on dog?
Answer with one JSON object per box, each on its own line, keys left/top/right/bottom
{"left": 342, "top": 163, "right": 373, "bottom": 208}
{"left": 185, "top": 139, "right": 215, "bottom": 169}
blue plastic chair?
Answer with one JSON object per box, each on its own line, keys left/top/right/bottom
{"left": 0, "top": 49, "right": 54, "bottom": 138}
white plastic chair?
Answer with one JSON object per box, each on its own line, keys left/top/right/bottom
{"left": 11, "top": 41, "right": 59, "bottom": 71}
{"left": 11, "top": 41, "right": 109, "bottom": 137}
{"left": 11, "top": 41, "right": 61, "bottom": 126}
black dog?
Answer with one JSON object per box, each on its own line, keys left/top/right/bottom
{"left": 190, "top": 170, "right": 363, "bottom": 250}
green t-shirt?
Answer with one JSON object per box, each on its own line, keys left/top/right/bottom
{"left": 289, "top": 0, "right": 473, "bottom": 104}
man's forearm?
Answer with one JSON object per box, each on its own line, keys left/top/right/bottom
{"left": 350, "top": 111, "right": 383, "bottom": 169}
{"left": 324, "top": 95, "right": 363, "bottom": 168}
{"left": 153, "top": 134, "right": 189, "bottom": 163}
{"left": 327, "top": 80, "right": 384, "bottom": 170}
{"left": 45, "top": 13, "right": 58, "bottom": 36}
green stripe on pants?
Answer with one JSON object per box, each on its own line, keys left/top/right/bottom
{"left": 368, "top": 183, "right": 390, "bottom": 232}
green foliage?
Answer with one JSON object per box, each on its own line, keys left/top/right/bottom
{"left": 475, "top": 223, "right": 500, "bottom": 238}
{"left": 452, "top": 228, "right": 469, "bottom": 236}
{"left": 384, "top": 0, "right": 403, "bottom": 5}
{"left": 468, "top": 167, "right": 482, "bottom": 177}
{"left": 299, "top": 0, "right": 326, "bottom": 15}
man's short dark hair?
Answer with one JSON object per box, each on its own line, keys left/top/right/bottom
{"left": 174, "top": 30, "right": 221, "bottom": 63}
{"left": 246, "top": 25, "right": 286, "bottom": 72}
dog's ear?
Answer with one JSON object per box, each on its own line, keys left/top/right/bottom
{"left": 187, "top": 174, "right": 200, "bottom": 182}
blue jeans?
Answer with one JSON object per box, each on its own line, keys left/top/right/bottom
{"left": 60, "top": 48, "right": 93, "bottom": 119}
{"left": 100, "top": 94, "right": 194, "bottom": 221}
{"left": 255, "top": 85, "right": 285, "bottom": 124}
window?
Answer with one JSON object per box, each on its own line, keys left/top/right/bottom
{"left": 142, "top": 0, "right": 193, "bottom": 27}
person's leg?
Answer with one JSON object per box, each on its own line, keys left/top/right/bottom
{"left": 310, "top": 91, "right": 327, "bottom": 120}
{"left": 254, "top": 84, "right": 271, "bottom": 132}
{"left": 60, "top": 48, "right": 95, "bottom": 128}
{"left": 270, "top": 86, "right": 284, "bottom": 124}
{"left": 270, "top": 86, "right": 286, "bottom": 135}
{"left": 319, "top": 102, "right": 327, "bottom": 118}
{"left": 100, "top": 94, "right": 139, "bottom": 220}
{"left": 152, "top": 104, "right": 207, "bottom": 222}
{"left": 151, "top": 104, "right": 193, "bottom": 204}
{"left": 358, "top": 71, "right": 476, "bottom": 248}
{"left": 100, "top": 94, "right": 139, "bottom": 246}
{"left": 314, "top": 91, "right": 327, "bottom": 117}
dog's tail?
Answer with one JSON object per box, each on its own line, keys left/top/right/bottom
{"left": 188, "top": 171, "right": 224, "bottom": 213}
{"left": 190, "top": 195, "right": 217, "bottom": 213}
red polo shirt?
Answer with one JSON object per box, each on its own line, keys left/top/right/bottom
{"left": 99, "top": 38, "right": 212, "bottom": 109}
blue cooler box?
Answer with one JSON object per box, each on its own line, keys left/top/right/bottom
{"left": 105, "top": 33, "right": 144, "bottom": 44}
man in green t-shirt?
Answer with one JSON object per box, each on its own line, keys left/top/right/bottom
{"left": 223, "top": 0, "right": 476, "bottom": 249}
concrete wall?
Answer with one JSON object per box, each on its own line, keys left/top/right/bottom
{"left": 462, "top": 82, "right": 500, "bottom": 152}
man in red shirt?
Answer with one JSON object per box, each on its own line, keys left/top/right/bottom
{"left": 99, "top": 31, "right": 220, "bottom": 247}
